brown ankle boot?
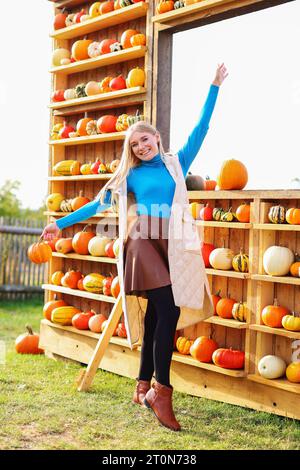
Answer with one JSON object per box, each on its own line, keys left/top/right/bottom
{"left": 143, "top": 381, "right": 181, "bottom": 431}
{"left": 132, "top": 379, "right": 151, "bottom": 405}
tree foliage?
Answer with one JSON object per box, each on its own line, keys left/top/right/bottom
{"left": 0, "top": 180, "right": 45, "bottom": 223}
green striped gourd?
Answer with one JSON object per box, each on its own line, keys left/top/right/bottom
{"left": 232, "top": 249, "right": 249, "bottom": 273}
{"left": 75, "top": 83, "right": 87, "bottom": 98}
{"left": 213, "top": 207, "right": 225, "bottom": 221}
{"left": 232, "top": 302, "right": 248, "bottom": 322}
{"left": 83, "top": 273, "right": 106, "bottom": 293}
{"left": 51, "top": 306, "right": 81, "bottom": 326}
{"left": 174, "top": 0, "right": 185, "bottom": 7}
{"left": 120, "top": 0, "right": 133, "bottom": 6}
{"left": 221, "top": 207, "right": 234, "bottom": 222}
{"left": 127, "top": 110, "right": 144, "bottom": 127}
{"left": 268, "top": 205, "right": 286, "bottom": 224}
{"left": 54, "top": 160, "right": 80, "bottom": 176}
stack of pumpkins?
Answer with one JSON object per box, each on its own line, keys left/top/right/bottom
{"left": 201, "top": 243, "right": 249, "bottom": 274}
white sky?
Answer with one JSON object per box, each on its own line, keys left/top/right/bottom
{"left": 0, "top": 0, "right": 299, "bottom": 210}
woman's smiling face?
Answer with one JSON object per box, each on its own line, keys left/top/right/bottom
{"left": 130, "top": 131, "right": 160, "bottom": 161}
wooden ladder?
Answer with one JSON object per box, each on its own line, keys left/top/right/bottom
{"left": 76, "top": 293, "right": 123, "bottom": 392}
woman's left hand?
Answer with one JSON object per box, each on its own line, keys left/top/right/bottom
{"left": 212, "top": 63, "right": 229, "bottom": 87}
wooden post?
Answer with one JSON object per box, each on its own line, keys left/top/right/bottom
{"left": 77, "top": 294, "right": 123, "bottom": 392}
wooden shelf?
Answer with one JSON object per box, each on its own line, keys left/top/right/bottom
{"left": 172, "top": 351, "right": 245, "bottom": 377}
{"left": 42, "top": 284, "right": 117, "bottom": 303}
{"left": 50, "top": 46, "right": 147, "bottom": 75}
{"left": 49, "top": 131, "right": 126, "bottom": 146}
{"left": 247, "top": 374, "right": 300, "bottom": 394}
{"left": 188, "top": 190, "right": 300, "bottom": 200}
{"left": 49, "top": 0, "right": 86, "bottom": 7}
{"left": 205, "top": 268, "right": 249, "bottom": 279}
{"left": 44, "top": 211, "right": 118, "bottom": 218}
{"left": 52, "top": 252, "right": 118, "bottom": 264}
{"left": 196, "top": 221, "right": 251, "bottom": 229}
{"left": 249, "top": 324, "right": 300, "bottom": 340}
{"left": 50, "top": 3, "right": 149, "bottom": 40}
{"left": 49, "top": 87, "right": 146, "bottom": 111}
{"left": 253, "top": 223, "right": 300, "bottom": 231}
{"left": 152, "top": 0, "right": 234, "bottom": 24}
{"left": 48, "top": 174, "right": 112, "bottom": 181}
{"left": 204, "top": 316, "right": 248, "bottom": 329}
{"left": 251, "top": 274, "right": 300, "bottom": 286}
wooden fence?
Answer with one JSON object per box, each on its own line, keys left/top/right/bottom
{"left": 0, "top": 217, "right": 45, "bottom": 300}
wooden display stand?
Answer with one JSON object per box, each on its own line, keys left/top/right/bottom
{"left": 41, "top": 0, "right": 300, "bottom": 420}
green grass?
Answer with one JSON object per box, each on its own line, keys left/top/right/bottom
{"left": 1, "top": 299, "right": 300, "bottom": 450}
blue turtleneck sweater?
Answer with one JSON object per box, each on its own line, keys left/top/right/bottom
{"left": 56, "top": 84, "right": 219, "bottom": 229}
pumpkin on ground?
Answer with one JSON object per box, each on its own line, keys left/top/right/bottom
{"left": 263, "top": 246, "right": 294, "bottom": 276}
{"left": 15, "top": 325, "right": 44, "bottom": 354}
{"left": 176, "top": 337, "right": 194, "bottom": 355}
{"left": 281, "top": 312, "right": 300, "bottom": 331}
{"left": 28, "top": 240, "right": 52, "bottom": 264}
{"left": 215, "top": 297, "right": 237, "bottom": 319}
{"left": 212, "top": 348, "right": 245, "bottom": 369}
{"left": 261, "top": 299, "right": 289, "bottom": 328}
{"left": 190, "top": 336, "right": 219, "bottom": 363}
{"left": 217, "top": 159, "right": 248, "bottom": 190}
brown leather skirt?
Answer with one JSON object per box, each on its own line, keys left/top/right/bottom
{"left": 123, "top": 215, "right": 171, "bottom": 296}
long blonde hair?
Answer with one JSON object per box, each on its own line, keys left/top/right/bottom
{"left": 97, "top": 121, "right": 169, "bottom": 210}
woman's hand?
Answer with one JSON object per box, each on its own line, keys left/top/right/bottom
{"left": 41, "top": 222, "right": 60, "bottom": 241}
{"left": 212, "top": 63, "right": 228, "bottom": 87}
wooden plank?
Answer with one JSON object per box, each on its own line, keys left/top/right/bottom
{"left": 152, "top": 0, "right": 238, "bottom": 23}
{"left": 49, "top": 87, "right": 146, "bottom": 111}
{"left": 206, "top": 268, "right": 249, "bottom": 279}
{"left": 253, "top": 223, "right": 300, "bottom": 231}
{"left": 50, "top": 3, "right": 149, "bottom": 40}
{"left": 42, "top": 283, "right": 117, "bottom": 303}
{"left": 248, "top": 374, "right": 300, "bottom": 395}
{"left": 252, "top": 274, "right": 300, "bottom": 286}
{"left": 172, "top": 352, "right": 245, "bottom": 377}
{"left": 48, "top": 174, "right": 112, "bottom": 181}
{"left": 52, "top": 252, "right": 118, "bottom": 264}
{"left": 49, "top": 131, "right": 126, "bottom": 146}
{"left": 196, "top": 221, "right": 251, "bottom": 229}
{"left": 77, "top": 295, "right": 123, "bottom": 391}
{"left": 50, "top": 46, "right": 147, "bottom": 75}
{"left": 44, "top": 211, "right": 118, "bottom": 218}
{"left": 188, "top": 190, "right": 300, "bottom": 200}
{"left": 204, "top": 316, "right": 248, "bottom": 329}
{"left": 250, "top": 324, "right": 300, "bottom": 340}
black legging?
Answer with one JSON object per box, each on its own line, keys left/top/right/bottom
{"left": 138, "top": 285, "right": 180, "bottom": 387}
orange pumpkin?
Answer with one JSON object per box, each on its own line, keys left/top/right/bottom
{"left": 261, "top": 299, "right": 289, "bottom": 328}
{"left": 130, "top": 33, "right": 146, "bottom": 47}
{"left": 212, "top": 290, "right": 222, "bottom": 315}
{"left": 99, "top": 38, "right": 117, "bottom": 54}
{"left": 77, "top": 277, "right": 85, "bottom": 291}
{"left": 176, "top": 337, "right": 194, "bottom": 355}
{"left": 116, "top": 322, "right": 127, "bottom": 338}
{"left": 61, "top": 270, "right": 83, "bottom": 289}
{"left": 156, "top": 0, "right": 174, "bottom": 14}
{"left": 286, "top": 362, "right": 300, "bottom": 383}
{"left": 71, "top": 191, "right": 91, "bottom": 211}
{"left": 76, "top": 117, "right": 94, "bottom": 136}
{"left": 217, "top": 159, "right": 248, "bottom": 190}
{"left": 290, "top": 261, "right": 300, "bottom": 277}
{"left": 212, "top": 348, "right": 245, "bottom": 369}
{"left": 43, "top": 296, "right": 68, "bottom": 321}
{"left": 100, "top": 0, "right": 115, "bottom": 14}
{"left": 203, "top": 176, "right": 217, "bottom": 191}
{"left": 120, "top": 29, "right": 140, "bottom": 49}
{"left": 236, "top": 203, "right": 251, "bottom": 223}
{"left": 111, "top": 276, "right": 120, "bottom": 298}
{"left": 216, "top": 297, "right": 237, "bottom": 319}
{"left": 99, "top": 76, "right": 113, "bottom": 93}
{"left": 72, "top": 225, "right": 96, "bottom": 255}
{"left": 71, "top": 39, "right": 93, "bottom": 61}
{"left": 190, "top": 336, "right": 219, "bottom": 363}
{"left": 97, "top": 115, "right": 117, "bottom": 133}
{"left": 55, "top": 238, "right": 73, "bottom": 254}
{"left": 286, "top": 208, "right": 300, "bottom": 225}
{"left": 51, "top": 271, "right": 64, "bottom": 286}
{"left": 89, "top": 313, "right": 107, "bottom": 333}
{"left": 114, "top": 0, "right": 122, "bottom": 10}
{"left": 27, "top": 240, "right": 52, "bottom": 264}
{"left": 15, "top": 325, "right": 44, "bottom": 354}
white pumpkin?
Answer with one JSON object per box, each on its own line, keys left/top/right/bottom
{"left": 88, "top": 236, "right": 113, "bottom": 257}
{"left": 209, "top": 248, "right": 234, "bottom": 270}
{"left": 64, "top": 88, "right": 77, "bottom": 100}
{"left": 258, "top": 355, "right": 286, "bottom": 379}
{"left": 263, "top": 245, "right": 294, "bottom": 276}
{"left": 52, "top": 48, "right": 71, "bottom": 67}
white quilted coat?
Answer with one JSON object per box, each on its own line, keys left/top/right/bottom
{"left": 115, "top": 153, "right": 213, "bottom": 348}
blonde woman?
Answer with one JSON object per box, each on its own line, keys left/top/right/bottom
{"left": 42, "top": 63, "right": 228, "bottom": 431}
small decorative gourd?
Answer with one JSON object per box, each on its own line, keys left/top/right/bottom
{"left": 221, "top": 207, "right": 234, "bottom": 222}
{"left": 110, "top": 42, "right": 123, "bottom": 53}
{"left": 176, "top": 336, "right": 194, "bottom": 355}
{"left": 60, "top": 199, "right": 73, "bottom": 212}
{"left": 174, "top": 0, "right": 185, "bottom": 7}
{"left": 268, "top": 205, "right": 286, "bottom": 224}
{"left": 232, "top": 302, "right": 248, "bottom": 322}
{"left": 75, "top": 83, "right": 87, "bottom": 98}
{"left": 212, "top": 207, "right": 224, "bottom": 221}
{"left": 116, "top": 114, "right": 130, "bottom": 131}
{"left": 127, "top": 110, "right": 144, "bottom": 126}
{"left": 232, "top": 249, "right": 249, "bottom": 273}
{"left": 86, "top": 120, "right": 98, "bottom": 136}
